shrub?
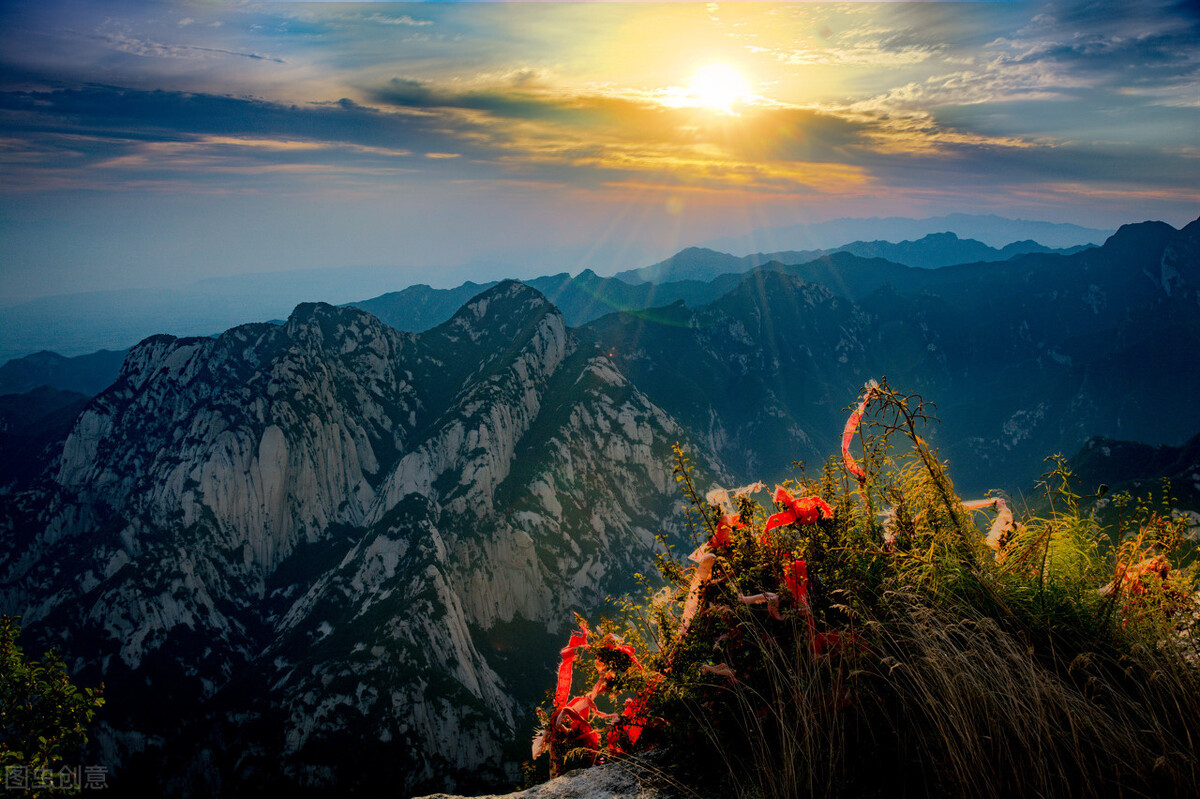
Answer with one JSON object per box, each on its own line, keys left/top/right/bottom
{"left": 0, "top": 616, "right": 105, "bottom": 796}
{"left": 530, "top": 380, "right": 1200, "bottom": 798}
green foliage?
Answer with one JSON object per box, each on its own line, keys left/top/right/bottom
{"left": 0, "top": 616, "right": 104, "bottom": 794}
{"left": 533, "top": 380, "right": 1200, "bottom": 798}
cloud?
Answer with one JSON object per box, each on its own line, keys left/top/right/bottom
{"left": 0, "top": 86, "right": 502, "bottom": 193}
{"left": 95, "top": 22, "right": 286, "bottom": 64}
{"left": 2, "top": 67, "right": 1195, "bottom": 208}
{"left": 357, "top": 13, "right": 432, "bottom": 28}
{"left": 0, "top": 0, "right": 1195, "bottom": 222}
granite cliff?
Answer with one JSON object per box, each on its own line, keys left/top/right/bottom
{"left": 0, "top": 282, "right": 714, "bottom": 795}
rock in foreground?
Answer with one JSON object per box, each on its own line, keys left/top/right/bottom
{"left": 413, "top": 764, "right": 665, "bottom": 799}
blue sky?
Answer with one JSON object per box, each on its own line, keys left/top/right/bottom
{"left": 1, "top": 1, "right": 1197, "bottom": 302}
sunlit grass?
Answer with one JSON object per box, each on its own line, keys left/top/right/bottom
{"left": 530, "top": 380, "right": 1200, "bottom": 798}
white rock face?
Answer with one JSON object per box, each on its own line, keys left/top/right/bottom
{"left": 0, "top": 284, "right": 717, "bottom": 795}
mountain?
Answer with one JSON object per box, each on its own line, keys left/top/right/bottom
{"left": 2, "top": 213, "right": 1197, "bottom": 795}
{"left": 613, "top": 234, "right": 1093, "bottom": 285}
{"left": 349, "top": 269, "right": 742, "bottom": 333}
{"left": 581, "top": 218, "right": 1200, "bottom": 495}
{"left": 351, "top": 280, "right": 501, "bottom": 333}
{"left": 578, "top": 275, "right": 882, "bottom": 480}
{"left": 0, "top": 267, "right": 742, "bottom": 394}
{"left": 700, "top": 213, "right": 1114, "bottom": 254}
{"left": 0, "top": 386, "right": 91, "bottom": 487}
{"left": 613, "top": 248, "right": 748, "bottom": 285}
{"left": 0, "top": 218, "right": 1108, "bottom": 365}
{"left": 0, "top": 263, "right": 505, "bottom": 365}
{"left": 824, "top": 233, "right": 1091, "bottom": 268}
{"left": 1068, "top": 433, "right": 1200, "bottom": 510}
{"left": 0, "top": 282, "right": 718, "bottom": 795}
{"left": 0, "top": 348, "right": 128, "bottom": 397}
{"left": 1033, "top": 432, "right": 1200, "bottom": 545}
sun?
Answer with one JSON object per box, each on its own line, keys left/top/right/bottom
{"left": 687, "top": 63, "right": 752, "bottom": 112}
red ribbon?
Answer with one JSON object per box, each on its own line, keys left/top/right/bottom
{"left": 763, "top": 486, "right": 833, "bottom": 538}
{"left": 554, "top": 628, "right": 590, "bottom": 708}
{"left": 539, "top": 623, "right": 660, "bottom": 766}
{"left": 710, "top": 513, "right": 744, "bottom": 549}
{"left": 842, "top": 379, "right": 880, "bottom": 483}
{"left": 782, "top": 556, "right": 810, "bottom": 605}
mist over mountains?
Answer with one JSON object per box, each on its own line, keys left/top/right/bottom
{"left": 614, "top": 232, "right": 1093, "bottom": 285}
{"left": 0, "top": 215, "right": 1109, "bottom": 364}
{"left": 0, "top": 212, "right": 1197, "bottom": 794}
{"left": 585, "top": 219, "right": 1200, "bottom": 494}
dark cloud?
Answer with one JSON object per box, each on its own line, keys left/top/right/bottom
{"left": 1010, "top": 0, "right": 1200, "bottom": 85}
{"left": 0, "top": 83, "right": 483, "bottom": 156}
{"left": 368, "top": 76, "right": 611, "bottom": 125}
{"left": 1014, "top": 33, "right": 1199, "bottom": 84}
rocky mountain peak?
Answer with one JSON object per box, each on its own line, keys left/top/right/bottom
{"left": 282, "top": 301, "right": 402, "bottom": 353}
{"left": 446, "top": 280, "right": 558, "bottom": 337}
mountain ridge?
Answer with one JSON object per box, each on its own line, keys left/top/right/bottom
{"left": 699, "top": 212, "right": 1114, "bottom": 253}
{"left": 0, "top": 281, "right": 719, "bottom": 795}
{"left": 579, "top": 217, "right": 1200, "bottom": 495}
{"left": 0, "top": 214, "right": 1113, "bottom": 363}
{"left": 0, "top": 212, "right": 1197, "bottom": 794}
{"left": 613, "top": 232, "right": 1094, "bottom": 285}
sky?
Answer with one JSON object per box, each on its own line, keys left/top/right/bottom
{"left": 1, "top": 0, "right": 1198, "bottom": 303}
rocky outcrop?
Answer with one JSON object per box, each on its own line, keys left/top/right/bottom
{"left": 413, "top": 764, "right": 666, "bottom": 799}
{"left": 0, "top": 282, "right": 719, "bottom": 796}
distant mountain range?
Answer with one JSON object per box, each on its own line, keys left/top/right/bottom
{"left": 700, "top": 212, "right": 1114, "bottom": 253}
{"left": 0, "top": 212, "right": 1196, "bottom": 794}
{"left": 7, "top": 217, "right": 1200, "bottom": 493}
{"left": 0, "top": 215, "right": 1112, "bottom": 364}
{"left": 350, "top": 270, "right": 744, "bottom": 336}
{"left": 0, "top": 348, "right": 128, "bottom": 396}
{"left": 614, "top": 233, "right": 1093, "bottom": 284}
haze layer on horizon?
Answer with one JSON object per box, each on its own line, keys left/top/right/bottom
{"left": 1, "top": 0, "right": 1197, "bottom": 303}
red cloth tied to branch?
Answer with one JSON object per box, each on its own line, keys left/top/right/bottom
{"left": 537, "top": 622, "right": 658, "bottom": 767}
{"left": 842, "top": 379, "right": 880, "bottom": 483}
{"left": 763, "top": 486, "right": 833, "bottom": 540}
{"left": 782, "top": 555, "right": 810, "bottom": 606}
{"left": 553, "top": 627, "right": 591, "bottom": 708}
{"left": 1102, "top": 555, "right": 1171, "bottom": 597}
{"left": 710, "top": 514, "right": 744, "bottom": 549}
{"left": 610, "top": 673, "right": 663, "bottom": 753}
